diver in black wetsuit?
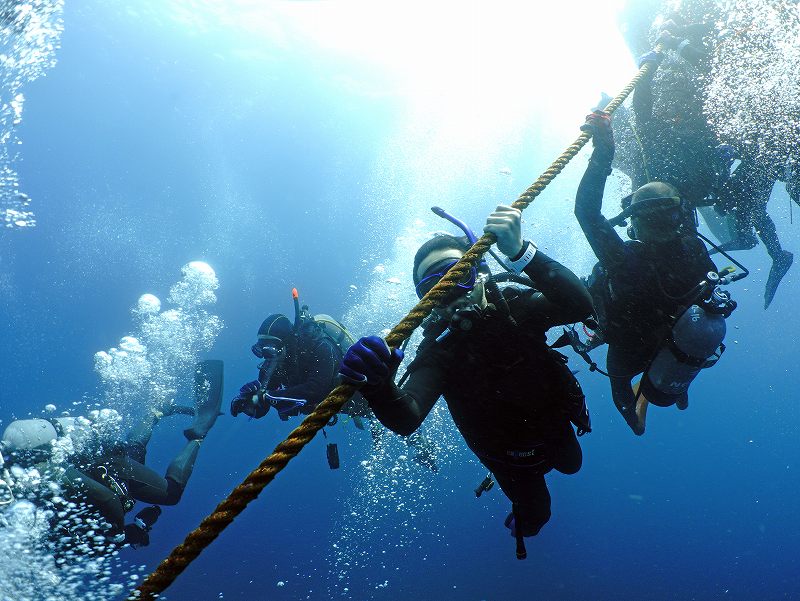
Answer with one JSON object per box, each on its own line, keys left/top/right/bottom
{"left": 712, "top": 154, "right": 793, "bottom": 309}
{"left": 230, "top": 313, "right": 341, "bottom": 420}
{"left": 576, "top": 112, "right": 717, "bottom": 435}
{"left": 623, "top": 28, "right": 718, "bottom": 208}
{"left": 339, "top": 206, "right": 593, "bottom": 555}
{"left": 0, "top": 360, "right": 224, "bottom": 551}
{"left": 230, "top": 312, "right": 370, "bottom": 421}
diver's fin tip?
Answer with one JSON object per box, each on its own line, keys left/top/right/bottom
{"left": 764, "top": 251, "right": 793, "bottom": 309}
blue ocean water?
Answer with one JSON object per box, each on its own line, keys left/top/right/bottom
{"left": 1, "top": 1, "right": 799, "bottom": 600}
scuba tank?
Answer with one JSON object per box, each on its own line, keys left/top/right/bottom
{"left": 1, "top": 417, "right": 80, "bottom": 456}
{"left": 639, "top": 284, "right": 733, "bottom": 406}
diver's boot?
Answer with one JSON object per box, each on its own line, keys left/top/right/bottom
{"left": 764, "top": 250, "right": 793, "bottom": 309}
{"left": 183, "top": 360, "right": 224, "bottom": 441}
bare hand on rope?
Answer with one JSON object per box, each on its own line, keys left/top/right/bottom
{"left": 484, "top": 205, "right": 524, "bottom": 258}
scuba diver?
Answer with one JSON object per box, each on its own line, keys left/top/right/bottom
{"left": 229, "top": 294, "right": 370, "bottom": 422}
{"left": 230, "top": 293, "right": 377, "bottom": 469}
{"left": 573, "top": 111, "right": 737, "bottom": 435}
{"left": 0, "top": 360, "right": 224, "bottom": 552}
{"left": 619, "top": 26, "right": 719, "bottom": 208}
{"left": 705, "top": 150, "right": 793, "bottom": 309}
{"left": 617, "top": 13, "right": 792, "bottom": 308}
{"left": 339, "top": 205, "right": 593, "bottom": 559}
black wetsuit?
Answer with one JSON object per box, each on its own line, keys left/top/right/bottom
{"left": 55, "top": 423, "right": 200, "bottom": 545}
{"left": 261, "top": 327, "right": 369, "bottom": 418}
{"left": 360, "top": 252, "right": 593, "bottom": 536}
{"left": 575, "top": 157, "right": 717, "bottom": 425}
{"left": 626, "top": 57, "right": 718, "bottom": 206}
{"left": 715, "top": 158, "right": 785, "bottom": 257}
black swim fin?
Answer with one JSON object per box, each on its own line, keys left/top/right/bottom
{"left": 184, "top": 360, "right": 224, "bottom": 441}
{"left": 764, "top": 250, "right": 793, "bottom": 309}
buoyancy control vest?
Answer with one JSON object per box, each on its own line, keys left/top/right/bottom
{"left": 583, "top": 260, "right": 735, "bottom": 407}
{"left": 585, "top": 237, "right": 717, "bottom": 349}
{"left": 494, "top": 285, "right": 591, "bottom": 436}
{"left": 409, "top": 290, "right": 591, "bottom": 445}
{"left": 291, "top": 308, "right": 370, "bottom": 419}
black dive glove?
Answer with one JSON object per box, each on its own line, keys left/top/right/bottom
{"left": 124, "top": 505, "right": 161, "bottom": 549}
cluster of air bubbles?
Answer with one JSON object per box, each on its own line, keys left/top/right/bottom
{"left": 23, "top": 261, "right": 223, "bottom": 593}
{"left": 0, "top": 0, "right": 64, "bottom": 229}
{"left": 95, "top": 261, "right": 223, "bottom": 414}
{"left": 0, "top": 462, "right": 141, "bottom": 599}
{"left": 703, "top": 0, "right": 800, "bottom": 166}
{"left": 168, "top": 261, "right": 220, "bottom": 308}
{"left": 329, "top": 406, "right": 463, "bottom": 597}
{"left": 331, "top": 220, "right": 469, "bottom": 595}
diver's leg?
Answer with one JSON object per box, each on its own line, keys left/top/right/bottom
{"left": 164, "top": 440, "right": 201, "bottom": 495}
{"left": 633, "top": 382, "right": 650, "bottom": 430}
{"left": 111, "top": 456, "right": 171, "bottom": 505}
{"left": 753, "top": 206, "right": 784, "bottom": 259}
{"left": 60, "top": 466, "right": 126, "bottom": 535}
{"left": 475, "top": 450, "right": 552, "bottom": 538}
{"left": 730, "top": 208, "right": 758, "bottom": 250}
{"left": 710, "top": 205, "right": 757, "bottom": 253}
{"left": 491, "top": 466, "right": 552, "bottom": 537}
{"left": 750, "top": 187, "right": 794, "bottom": 308}
{"left": 125, "top": 414, "right": 160, "bottom": 463}
{"left": 113, "top": 441, "right": 200, "bottom": 506}
{"left": 184, "top": 360, "right": 224, "bottom": 441}
{"left": 607, "top": 345, "right": 645, "bottom": 435}
{"left": 547, "top": 422, "right": 582, "bottom": 475}
{"left": 125, "top": 401, "right": 195, "bottom": 463}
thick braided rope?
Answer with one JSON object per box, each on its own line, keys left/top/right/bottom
{"left": 131, "top": 52, "right": 661, "bottom": 601}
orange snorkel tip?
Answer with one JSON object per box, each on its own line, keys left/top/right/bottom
{"left": 292, "top": 288, "right": 301, "bottom": 331}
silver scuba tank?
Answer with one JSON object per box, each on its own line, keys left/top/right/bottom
{"left": 644, "top": 303, "right": 726, "bottom": 398}
{"left": 1, "top": 417, "right": 79, "bottom": 453}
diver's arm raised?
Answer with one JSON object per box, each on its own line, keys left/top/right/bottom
{"left": 574, "top": 112, "right": 627, "bottom": 268}
{"left": 483, "top": 203, "right": 592, "bottom": 326}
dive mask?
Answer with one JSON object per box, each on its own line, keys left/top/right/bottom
{"left": 251, "top": 335, "right": 285, "bottom": 359}
{"left": 608, "top": 195, "right": 682, "bottom": 227}
{"left": 415, "top": 259, "right": 478, "bottom": 300}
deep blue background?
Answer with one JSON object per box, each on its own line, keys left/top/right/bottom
{"left": 1, "top": 2, "right": 798, "bottom": 600}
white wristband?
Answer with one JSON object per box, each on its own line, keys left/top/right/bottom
{"left": 507, "top": 241, "right": 537, "bottom": 274}
{"left": 676, "top": 39, "right": 691, "bottom": 56}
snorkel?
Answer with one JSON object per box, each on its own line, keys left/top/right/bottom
{"left": 292, "top": 288, "right": 302, "bottom": 332}
{"left": 431, "top": 206, "right": 512, "bottom": 271}
{"left": 429, "top": 206, "right": 515, "bottom": 324}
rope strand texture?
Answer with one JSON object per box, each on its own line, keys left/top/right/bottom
{"left": 130, "top": 49, "right": 661, "bottom": 601}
